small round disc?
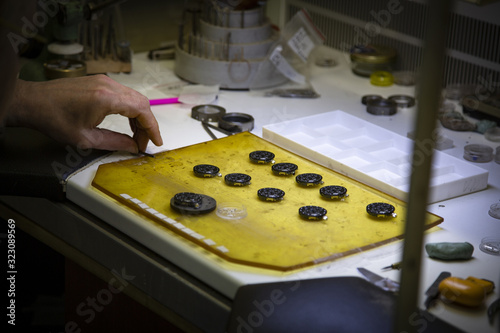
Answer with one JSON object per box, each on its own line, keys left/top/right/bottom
{"left": 298, "top": 205, "right": 328, "bottom": 221}
{"left": 320, "top": 185, "right": 348, "bottom": 199}
{"left": 296, "top": 173, "right": 324, "bottom": 186}
{"left": 366, "top": 202, "right": 396, "bottom": 218}
{"left": 249, "top": 150, "right": 275, "bottom": 164}
{"left": 272, "top": 163, "right": 298, "bottom": 176}
{"left": 170, "top": 193, "right": 216, "bottom": 215}
{"left": 257, "top": 188, "right": 285, "bottom": 202}
{"left": 193, "top": 164, "right": 221, "bottom": 178}
{"left": 225, "top": 173, "right": 251, "bottom": 186}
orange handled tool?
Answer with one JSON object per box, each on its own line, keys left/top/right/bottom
{"left": 438, "top": 276, "right": 495, "bottom": 307}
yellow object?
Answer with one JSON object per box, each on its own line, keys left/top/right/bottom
{"left": 370, "top": 71, "right": 394, "bottom": 86}
{"left": 439, "top": 276, "right": 495, "bottom": 307}
{"left": 92, "top": 132, "right": 442, "bottom": 271}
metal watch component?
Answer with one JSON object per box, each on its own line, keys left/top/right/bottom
{"left": 193, "top": 164, "right": 222, "bottom": 178}
{"left": 299, "top": 205, "right": 328, "bottom": 221}
{"left": 319, "top": 185, "right": 349, "bottom": 199}
{"left": 224, "top": 173, "right": 251, "bottom": 186}
{"left": 191, "top": 104, "right": 226, "bottom": 122}
{"left": 361, "top": 94, "right": 383, "bottom": 105}
{"left": 366, "top": 98, "right": 398, "bottom": 116}
{"left": 295, "top": 173, "right": 324, "bottom": 187}
{"left": 264, "top": 89, "right": 320, "bottom": 98}
{"left": 388, "top": 95, "right": 416, "bottom": 108}
{"left": 218, "top": 113, "right": 255, "bottom": 133}
{"left": 272, "top": 163, "right": 298, "bottom": 176}
{"left": 170, "top": 193, "right": 217, "bottom": 215}
{"left": 366, "top": 202, "right": 397, "bottom": 218}
{"left": 249, "top": 150, "right": 275, "bottom": 164}
{"left": 257, "top": 188, "right": 285, "bottom": 202}
{"left": 172, "top": 192, "right": 203, "bottom": 208}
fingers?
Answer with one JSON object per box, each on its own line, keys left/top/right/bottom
{"left": 105, "top": 80, "right": 163, "bottom": 147}
{"left": 129, "top": 118, "right": 152, "bottom": 153}
{"left": 81, "top": 128, "right": 139, "bottom": 154}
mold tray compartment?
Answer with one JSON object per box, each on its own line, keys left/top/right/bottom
{"left": 263, "top": 110, "right": 488, "bottom": 203}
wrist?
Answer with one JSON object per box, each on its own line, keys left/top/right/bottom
{"left": 5, "top": 79, "right": 39, "bottom": 129}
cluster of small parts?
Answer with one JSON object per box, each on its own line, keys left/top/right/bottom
{"left": 189, "top": 150, "right": 397, "bottom": 221}
{"left": 118, "top": 193, "right": 229, "bottom": 254}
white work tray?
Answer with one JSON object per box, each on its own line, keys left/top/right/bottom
{"left": 262, "top": 110, "right": 489, "bottom": 203}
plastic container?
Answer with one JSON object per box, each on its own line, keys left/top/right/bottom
{"left": 479, "top": 237, "right": 500, "bottom": 256}
{"left": 463, "top": 144, "right": 493, "bottom": 163}
{"left": 489, "top": 203, "right": 500, "bottom": 219}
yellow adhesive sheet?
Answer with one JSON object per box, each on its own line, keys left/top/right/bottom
{"left": 92, "top": 132, "right": 442, "bottom": 271}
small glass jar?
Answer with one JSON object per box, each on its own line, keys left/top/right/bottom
{"left": 350, "top": 45, "right": 397, "bottom": 77}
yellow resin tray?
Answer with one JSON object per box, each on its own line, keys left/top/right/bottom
{"left": 92, "top": 132, "right": 442, "bottom": 271}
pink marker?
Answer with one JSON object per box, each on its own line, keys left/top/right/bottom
{"left": 149, "top": 97, "right": 179, "bottom": 105}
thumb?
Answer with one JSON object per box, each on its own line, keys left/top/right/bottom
{"left": 80, "top": 128, "right": 138, "bottom": 153}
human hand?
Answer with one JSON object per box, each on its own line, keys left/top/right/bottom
{"left": 6, "top": 75, "right": 163, "bottom": 153}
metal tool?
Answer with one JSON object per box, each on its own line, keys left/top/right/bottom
{"left": 488, "top": 298, "right": 500, "bottom": 324}
{"left": 381, "top": 262, "right": 401, "bottom": 271}
{"left": 357, "top": 267, "right": 399, "bottom": 293}
{"left": 424, "top": 271, "right": 451, "bottom": 309}
{"left": 201, "top": 121, "right": 233, "bottom": 139}
{"left": 264, "top": 88, "right": 320, "bottom": 98}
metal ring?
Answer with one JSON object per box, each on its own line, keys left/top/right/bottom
{"left": 388, "top": 95, "right": 416, "bottom": 108}
{"left": 218, "top": 113, "right": 254, "bottom": 133}
{"left": 361, "top": 94, "right": 383, "bottom": 105}
{"left": 191, "top": 105, "right": 226, "bottom": 122}
{"left": 366, "top": 98, "right": 398, "bottom": 116}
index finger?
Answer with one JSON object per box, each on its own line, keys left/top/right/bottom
{"left": 113, "top": 89, "right": 163, "bottom": 147}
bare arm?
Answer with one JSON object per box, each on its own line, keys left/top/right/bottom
{"left": 5, "top": 75, "right": 163, "bottom": 154}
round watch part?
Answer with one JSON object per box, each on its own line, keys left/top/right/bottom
{"left": 366, "top": 202, "right": 397, "bottom": 218}
{"left": 257, "top": 188, "right": 285, "bottom": 202}
{"left": 249, "top": 150, "right": 275, "bottom": 164}
{"left": 295, "top": 173, "right": 324, "bottom": 186}
{"left": 193, "top": 164, "right": 222, "bottom": 178}
{"left": 172, "top": 192, "right": 203, "bottom": 208}
{"left": 191, "top": 104, "right": 226, "bottom": 122}
{"left": 170, "top": 193, "right": 216, "bottom": 215}
{"left": 361, "top": 94, "right": 383, "bottom": 105}
{"left": 366, "top": 98, "right": 398, "bottom": 116}
{"left": 272, "top": 163, "right": 298, "bottom": 176}
{"left": 299, "top": 205, "right": 328, "bottom": 221}
{"left": 319, "top": 185, "right": 349, "bottom": 199}
{"left": 224, "top": 173, "right": 252, "bottom": 186}
{"left": 388, "top": 95, "right": 416, "bottom": 108}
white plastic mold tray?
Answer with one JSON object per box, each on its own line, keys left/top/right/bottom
{"left": 262, "top": 110, "right": 489, "bottom": 203}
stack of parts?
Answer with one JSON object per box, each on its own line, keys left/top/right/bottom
{"left": 174, "top": 1, "right": 285, "bottom": 89}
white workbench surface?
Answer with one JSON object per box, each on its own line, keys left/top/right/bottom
{"left": 67, "top": 51, "right": 500, "bottom": 333}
